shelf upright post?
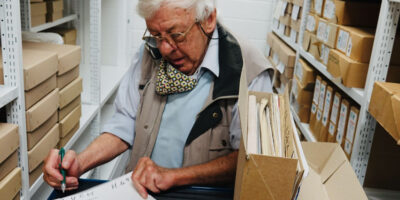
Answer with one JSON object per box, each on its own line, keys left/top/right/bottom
{"left": 0, "top": 0, "right": 30, "bottom": 199}
{"left": 89, "top": 0, "right": 102, "bottom": 178}
{"left": 20, "top": 0, "right": 30, "bottom": 31}
{"left": 350, "top": 0, "right": 400, "bottom": 184}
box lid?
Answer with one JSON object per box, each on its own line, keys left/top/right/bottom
{"left": 59, "top": 95, "right": 81, "bottom": 121}
{"left": 23, "top": 42, "right": 81, "bottom": 75}
{"left": 27, "top": 111, "right": 58, "bottom": 151}
{"left": 298, "top": 142, "right": 367, "bottom": 200}
{"left": 0, "top": 168, "right": 21, "bottom": 200}
{"left": 26, "top": 89, "right": 59, "bottom": 132}
{"left": 59, "top": 77, "right": 82, "bottom": 109}
{"left": 28, "top": 124, "right": 59, "bottom": 172}
{"left": 0, "top": 124, "right": 19, "bottom": 164}
{"left": 0, "top": 151, "right": 18, "bottom": 182}
{"left": 25, "top": 74, "right": 56, "bottom": 110}
{"left": 60, "top": 105, "right": 81, "bottom": 138}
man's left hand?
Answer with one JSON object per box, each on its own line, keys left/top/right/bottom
{"left": 131, "top": 157, "right": 175, "bottom": 199}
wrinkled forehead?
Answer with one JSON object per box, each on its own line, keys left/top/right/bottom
{"left": 145, "top": 5, "right": 196, "bottom": 31}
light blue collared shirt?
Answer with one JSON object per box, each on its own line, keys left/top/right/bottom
{"left": 102, "top": 29, "right": 273, "bottom": 167}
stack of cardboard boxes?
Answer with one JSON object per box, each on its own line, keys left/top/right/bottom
{"left": 292, "top": 59, "right": 315, "bottom": 123}
{"left": 266, "top": 32, "right": 296, "bottom": 91}
{"left": 0, "top": 123, "right": 21, "bottom": 200}
{"left": 30, "top": 0, "right": 47, "bottom": 27}
{"left": 306, "top": 74, "right": 360, "bottom": 159}
{"left": 46, "top": 0, "right": 64, "bottom": 22}
{"left": 48, "top": 27, "right": 78, "bottom": 45}
{"left": 272, "top": 0, "right": 304, "bottom": 43}
{"left": 23, "top": 42, "right": 82, "bottom": 150}
{"left": 302, "top": 0, "right": 380, "bottom": 88}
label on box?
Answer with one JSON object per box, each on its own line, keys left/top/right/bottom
{"left": 317, "top": 109, "right": 322, "bottom": 121}
{"left": 321, "top": 44, "right": 330, "bottom": 65}
{"left": 315, "top": 0, "right": 323, "bottom": 15}
{"left": 337, "top": 30, "right": 349, "bottom": 53}
{"left": 313, "top": 79, "right": 321, "bottom": 104}
{"left": 317, "top": 21, "right": 327, "bottom": 41}
{"left": 281, "top": 1, "right": 288, "bottom": 16}
{"left": 273, "top": 52, "right": 280, "bottom": 65}
{"left": 336, "top": 103, "right": 348, "bottom": 143}
{"left": 311, "top": 103, "right": 317, "bottom": 114}
{"left": 328, "top": 122, "right": 335, "bottom": 135}
{"left": 323, "top": 25, "right": 331, "bottom": 43}
{"left": 265, "top": 45, "right": 271, "bottom": 58}
{"left": 323, "top": 0, "right": 335, "bottom": 20}
{"left": 345, "top": 110, "right": 358, "bottom": 142}
{"left": 295, "top": 62, "right": 303, "bottom": 81}
{"left": 273, "top": 19, "right": 280, "bottom": 30}
{"left": 322, "top": 90, "right": 332, "bottom": 126}
{"left": 318, "top": 84, "right": 326, "bottom": 110}
{"left": 306, "top": 15, "right": 316, "bottom": 32}
{"left": 274, "top": 1, "right": 283, "bottom": 19}
{"left": 277, "top": 62, "right": 285, "bottom": 73}
{"left": 346, "top": 38, "right": 353, "bottom": 57}
{"left": 290, "top": 29, "right": 297, "bottom": 43}
{"left": 330, "top": 95, "right": 340, "bottom": 124}
{"left": 344, "top": 140, "right": 352, "bottom": 155}
{"left": 278, "top": 22, "right": 285, "bottom": 35}
{"left": 292, "top": 80, "right": 299, "bottom": 98}
{"left": 291, "top": 5, "right": 300, "bottom": 20}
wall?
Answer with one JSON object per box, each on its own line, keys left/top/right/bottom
{"left": 129, "top": 0, "right": 275, "bottom": 54}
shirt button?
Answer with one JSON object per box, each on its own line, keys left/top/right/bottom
{"left": 212, "top": 112, "right": 219, "bottom": 118}
{"left": 222, "top": 140, "right": 227, "bottom": 147}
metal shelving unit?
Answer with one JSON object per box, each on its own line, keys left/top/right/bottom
{"left": 271, "top": 0, "right": 400, "bottom": 187}
{"left": 30, "top": 14, "right": 78, "bottom": 32}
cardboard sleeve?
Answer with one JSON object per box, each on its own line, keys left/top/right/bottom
{"left": 25, "top": 74, "right": 56, "bottom": 110}
{"left": 27, "top": 112, "right": 58, "bottom": 151}
{"left": 26, "top": 89, "right": 59, "bottom": 132}
{"left": 0, "top": 168, "right": 21, "bottom": 200}
{"left": 0, "top": 123, "right": 19, "bottom": 164}
{"left": 59, "top": 105, "right": 81, "bottom": 138}
{"left": 59, "top": 77, "right": 82, "bottom": 109}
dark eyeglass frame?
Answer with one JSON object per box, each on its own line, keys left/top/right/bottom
{"left": 142, "top": 20, "right": 200, "bottom": 48}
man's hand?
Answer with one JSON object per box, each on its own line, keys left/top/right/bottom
{"left": 43, "top": 149, "right": 82, "bottom": 191}
{"left": 131, "top": 157, "right": 175, "bottom": 199}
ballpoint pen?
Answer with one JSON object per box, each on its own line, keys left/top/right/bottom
{"left": 59, "top": 147, "right": 66, "bottom": 193}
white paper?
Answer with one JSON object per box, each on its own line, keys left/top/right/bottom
{"left": 330, "top": 94, "right": 340, "bottom": 124}
{"left": 273, "top": 19, "right": 280, "bottom": 30}
{"left": 315, "top": 0, "right": 323, "bottom": 15}
{"left": 324, "top": 25, "right": 331, "bottom": 43}
{"left": 292, "top": 81, "right": 299, "bottom": 98}
{"left": 295, "top": 61, "right": 303, "bottom": 81}
{"left": 321, "top": 44, "right": 330, "bottom": 65}
{"left": 316, "top": 110, "right": 322, "bottom": 121}
{"left": 328, "top": 122, "right": 335, "bottom": 135}
{"left": 291, "top": 5, "right": 300, "bottom": 20}
{"left": 311, "top": 103, "right": 317, "bottom": 114}
{"left": 322, "top": 90, "right": 332, "bottom": 126}
{"left": 345, "top": 110, "right": 358, "bottom": 142}
{"left": 313, "top": 79, "right": 321, "bottom": 104}
{"left": 247, "top": 95, "right": 259, "bottom": 154}
{"left": 55, "top": 172, "right": 155, "bottom": 200}
{"left": 290, "top": 29, "right": 297, "bottom": 44}
{"left": 281, "top": 1, "right": 288, "bottom": 17}
{"left": 274, "top": 1, "right": 283, "bottom": 19}
{"left": 317, "top": 21, "right": 327, "bottom": 42}
{"left": 278, "top": 22, "right": 285, "bottom": 35}
{"left": 277, "top": 62, "right": 285, "bottom": 74}
{"left": 346, "top": 38, "right": 353, "bottom": 57}
{"left": 273, "top": 52, "right": 280, "bottom": 65}
{"left": 318, "top": 83, "right": 326, "bottom": 110}
{"left": 336, "top": 103, "right": 348, "bottom": 143}
{"left": 344, "top": 140, "right": 352, "bottom": 154}
{"left": 323, "top": 0, "right": 336, "bottom": 20}
{"left": 306, "top": 15, "right": 316, "bottom": 32}
{"left": 336, "top": 30, "right": 349, "bottom": 53}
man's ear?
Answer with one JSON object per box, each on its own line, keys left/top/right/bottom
{"left": 202, "top": 9, "right": 217, "bottom": 34}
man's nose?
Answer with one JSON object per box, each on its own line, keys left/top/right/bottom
{"left": 158, "top": 39, "right": 176, "bottom": 56}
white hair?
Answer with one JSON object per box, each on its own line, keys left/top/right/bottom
{"left": 137, "top": 0, "right": 216, "bottom": 21}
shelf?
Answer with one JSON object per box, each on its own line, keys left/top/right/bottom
{"left": 291, "top": 106, "right": 316, "bottom": 142}
{"left": 101, "top": 65, "right": 129, "bottom": 106}
{"left": 272, "top": 28, "right": 299, "bottom": 51}
{"left": 0, "top": 85, "right": 18, "bottom": 108}
{"left": 298, "top": 49, "right": 365, "bottom": 105}
{"left": 29, "top": 103, "right": 99, "bottom": 195}
{"left": 30, "top": 15, "right": 78, "bottom": 32}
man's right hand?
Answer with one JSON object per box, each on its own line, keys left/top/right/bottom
{"left": 43, "top": 149, "right": 82, "bottom": 191}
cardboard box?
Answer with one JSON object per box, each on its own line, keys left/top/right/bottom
{"left": 291, "top": 19, "right": 301, "bottom": 32}
{"left": 0, "top": 168, "right": 21, "bottom": 200}
{"left": 46, "top": 0, "right": 63, "bottom": 13}
{"left": 27, "top": 112, "right": 57, "bottom": 151}
{"left": 292, "top": 77, "right": 313, "bottom": 106}
{"left": 302, "top": 31, "right": 312, "bottom": 51}
{"left": 48, "top": 28, "right": 77, "bottom": 45}
{"left": 59, "top": 122, "right": 79, "bottom": 148}
{"left": 327, "top": 49, "right": 368, "bottom": 88}
{"left": 23, "top": 42, "right": 81, "bottom": 76}
{"left": 284, "top": 26, "right": 291, "bottom": 37}
{"left": 0, "top": 49, "right": 58, "bottom": 91}
{"left": 31, "top": 15, "right": 46, "bottom": 27}
{"left": 369, "top": 82, "right": 400, "bottom": 144}
{"left": 25, "top": 74, "right": 56, "bottom": 110}
{"left": 306, "top": 14, "right": 319, "bottom": 33}
{"left": 29, "top": 162, "right": 43, "bottom": 186}
{"left": 322, "top": 0, "right": 379, "bottom": 27}
{"left": 59, "top": 105, "right": 81, "bottom": 138}
{"left": 316, "top": 19, "right": 338, "bottom": 49}
{"left": 344, "top": 106, "right": 360, "bottom": 158}
{"left": 57, "top": 65, "right": 79, "bottom": 89}
{"left": 336, "top": 99, "right": 350, "bottom": 146}
{"left": 0, "top": 151, "right": 18, "bottom": 182}
{"left": 279, "top": 15, "right": 291, "bottom": 26}
{"left": 46, "top": 11, "right": 63, "bottom": 22}
{"left": 59, "top": 77, "right": 82, "bottom": 109}
{"left": 312, "top": 0, "right": 324, "bottom": 16}
{"left": 298, "top": 142, "right": 368, "bottom": 200}
{"left": 309, "top": 34, "right": 322, "bottom": 60}
{"left": 0, "top": 123, "right": 19, "bottom": 164}
{"left": 293, "top": 97, "right": 311, "bottom": 123}
{"left": 30, "top": 2, "right": 46, "bottom": 17}
{"left": 319, "top": 86, "right": 334, "bottom": 142}
{"left": 25, "top": 89, "right": 59, "bottom": 132}
{"left": 28, "top": 124, "right": 59, "bottom": 172}
{"left": 336, "top": 26, "right": 375, "bottom": 63}
{"left": 59, "top": 95, "right": 81, "bottom": 121}
{"left": 278, "top": 43, "right": 296, "bottom": 70}
{"left": 327, "top": 92, "right": 342, "bottom": 142}
{"left": 314, "top": 81, "right": 327, "bottom": 137}
{"left": 309, "top": 76, "right": 322, "bottom": 132}
{"left": 319, "top": 44, "right": 331, "bottom": 65}
{"left": 295, "top": 60, "right": 315, "bottom": 88}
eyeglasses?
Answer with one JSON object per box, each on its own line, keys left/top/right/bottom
{"left": 142, "top": 21, "right": 199, "bottom": 48}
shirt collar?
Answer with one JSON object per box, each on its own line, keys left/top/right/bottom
{"left": 190, "top": 28, "right": 220, "bottom": 79}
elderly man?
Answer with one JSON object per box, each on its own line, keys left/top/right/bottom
{"left": 43, "top": 0, "right": 273, "bottom": 198}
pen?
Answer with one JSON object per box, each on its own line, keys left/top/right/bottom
{"left": 59, "top": 147, "right": 66, "bottom": 193}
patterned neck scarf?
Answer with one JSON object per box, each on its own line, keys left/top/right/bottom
{"left": 156, "top": 59, "right": 198, "bottom": 95}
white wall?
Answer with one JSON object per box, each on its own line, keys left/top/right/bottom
{"left": 129, "top": 0, "right": 275, "bottom": 53}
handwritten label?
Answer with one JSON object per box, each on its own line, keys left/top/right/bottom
{"left": 315, "top": 0, "right": 323, "bottom": 15}
{"left": 321, "top": 45, "right": 330, "bottom": 65}
{"left": 311, "top": 103, "right": 317, "bottom": 114}
{"left": 322, "top": 90, "right": 332, "bottom": 126}
{"left": 317, "top": 21, "right": 327, "bottom": 41}
{"left": 346, "top": 37, "right": 353, "bottom": 57}
{"left": 345, "top": 110, "right": 358, "bottom": 142}
{"left": 328, "top": 122, "right": 335, "bottom": 135}
{"left": 323, "top": 0, "right": 336, "bottom": 20}
{"left": 330, "top": 94, "right": 340, "bottom": 124}
{"left": 336, "top": 103, "right": 348, "bottom": 143}
{"left": 306, "top": 15, "right": 316, "bottom": 32}
{"left": 344, "top": 140, "right": 352, "bottom": 155}
{"left": 316, "top": 109, "right": 322, "bottom": 121}
{"left": 313, "top": 78, "right": 321, "bottom": 104}
{"left": 336, "top": 30, "right": 349, "bottom": 53}
{"left": 318, "top": 83, "right": 326, "bottom": 110}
